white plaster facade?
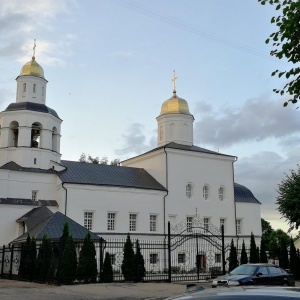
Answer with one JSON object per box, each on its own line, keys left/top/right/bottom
{"left": 0, "top": 56, "right": 262, "bottom": 249}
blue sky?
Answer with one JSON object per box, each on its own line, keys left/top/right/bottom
{"left": 1, "top": 0, "right": 299, "bottom": 235}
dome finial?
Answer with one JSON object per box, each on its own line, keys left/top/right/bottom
{"left": 32, "top": 39, "right": 36, "bottom": 59}
{"left": 171, "top": 70, "right": 178, "bottom": 94}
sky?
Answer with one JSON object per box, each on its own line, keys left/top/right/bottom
{"left": 0, "top": 0, "right": 299, "bottom": 235}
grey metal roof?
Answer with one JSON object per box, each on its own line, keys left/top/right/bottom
{"left": 17, "top": 206, "right": 53, "bottom": 230}
{"left": 58, "top": 160, "right": 167, "bottom": 191}
{"left": 3, "top": 102, "right": 60, "bottom": 119}
{"left": 234, "top": 183, "right": 261, "bottom": 204}
{"left": 0, "top": 198, "right": 58, "bottom": 206}
{"left": 12, "top": 211, "right": 100, "bottom": 244}
{"left": 0, "top": 161, "right": 56, "bottom": 174}
{"left": 122, "top": 142, "right": 235, "bottom": 163}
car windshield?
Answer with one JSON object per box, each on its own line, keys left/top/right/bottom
{"left": 230, "top": 265, "right": 257, "bottom": 275}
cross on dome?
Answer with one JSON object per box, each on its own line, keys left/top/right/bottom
{"left": 171, "top": 70, "right": 178, "bottom": 93}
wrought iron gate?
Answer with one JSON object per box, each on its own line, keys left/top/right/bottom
{"left": 167, "top": 216, "right": 226, "bottom": 282}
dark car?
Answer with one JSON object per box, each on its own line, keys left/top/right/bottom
{"left": 211, "top": 263, "right": 295, "bottom": 288}
{"left": 165, "top": 286, "right": 300, "bottom": 300}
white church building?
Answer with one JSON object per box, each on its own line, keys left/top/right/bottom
{"left": 0, "top": 54, "right": 262, "bottom": 250}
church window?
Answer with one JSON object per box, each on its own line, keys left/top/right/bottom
{"left": 33, "top": 83, "right": 36, "bottom": 93}
{"left": 52, "top": 127, "right": 58, "bottom": 152}
{"left": 186, "top": 184, "right": 192, "bottom": 198}
{"left": 186, "top": 216, "right": 193, "bottom": 232}
{"left": 178, "top": 253, "right": 186, "bottom": 264}
{"left": 107, "top": 213, "right": 116, "bottom": 231}
{"left": 204, "top": 217, "right": 210, "bottom": 232}
{"left": 84, "top": 212, "right": 94, "bottom": 230}
{"left": 236, "top": 219, "right": 242, "bottom": 234}
{"left": 34, "top": 158, "right": 37, "bottom": 164}
{"left": 42, "top": 86, "right": 44, "bottom": 96}
{"left": 218, "top": 187, "right": 225, "bottom": 200}
{"left": 150, "top": 215, "right": 157, "bottom": 232}
{"left": 31, "top": 122, "right": 42, "bottom": 148}
{"left": 150, "top": 253, "right": 158, "bottom": 264}
{"left": 203, "top": 185, "right": 209, "bottom": 200}
{"left": 129, "top": 214, "right": 137, "bottom": 231}
{"left": 23, "top": 83, "right": 26, "bottom": 93}
{"left": 32, "top": 190, "right": 38, "bottom": 201}
{"left": 220, "top": 218, "right": 226, "bottom": 233}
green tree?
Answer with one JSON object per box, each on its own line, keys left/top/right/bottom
{"left": 240, "top": 240, "right": 248, "bottom": 265}
{"left": 279, "top": 236, "right": 290, "bottom": 269}
{"left": 77, "top": 232, "right": 97, "bottom": 282}
{"left": 134, "top": 239, "right": 145, "bottom": 282}
{"left": 289, "top": 237, "right": 300, "bottom": 279}
{"left": 121, "top": 234, "right": 135, "bottom": 281}
{"left": 101, "top": 252, "right": 114, "bottom": 282}
{"left": 261, "top": 218, "right": 274, "bottom": 248}
{"left": 258, "top": 0, "right": 300, "bottom": 107}
{"left": 19, "top": 235, "right": 32, "bottom": 278}
{"left": 110, "top": 158, "right": 121, "bottom": 166}
{"left": 250, "top": 232, "right": 259, "bottom": 263}
{"left": 36, "top": 234, "right": 52, "bottom": 280}
{"left": 260, "top": 238, "right": 268, "bottom": 263}
{"left": 276, "top": 165, "right": 300, "bottom": 231}
{"left": 268, "top": 229, "right": 291, "bottom": 259}
{"left": 229, "top": 239, "right": 238, "bottom": 271}
{"left": 60, "top": 234, "right": 77, "bottom": 283}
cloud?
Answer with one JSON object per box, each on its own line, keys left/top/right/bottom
{"left": 115, "top": 123, "right": 155, "bottom": 158}
{"left": 0, "top": 0, "right": 75, "bottom": 64}
{"left": 194, "top": 96, "right": 300, "bottom": 148}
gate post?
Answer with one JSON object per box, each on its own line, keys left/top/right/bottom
{"left": 1, "top": 245, "right": 5, "bottom": 278}
{"left": 168, "top": 222, "right": 171, "bottom": 283}
{"left": 221, "top": 225, "right": 225, "bottom": 275}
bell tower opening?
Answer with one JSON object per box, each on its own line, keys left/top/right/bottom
{"left": 9, "top": 121, "right": 19, "bottom": 147}
{"left": 31, "top": 122, "right": 42, "bottom": 148}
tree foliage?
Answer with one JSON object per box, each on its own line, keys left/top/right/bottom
{"left": 36, "top": 234, "right": 52, "bottom": 280}
{"left": 261, "top": 218, "right": 274, "bottom": 246}
{"left": 19, "top": 235, "right": 36, "bottom": 278}
{"left": 250, "top": 232, "right": 259, "bottom": 263}
{"left": 121, "top": 234, "right": 136, "bottom": 281}
{"left": 276, "top": 165, "right": 300, "bottom": 231}
{"left": 229, "top": 239, "right": 238, "bottom": 271}
{"left": 259, "top": 0, "right": 300, "bottom": 107}
{"left": 240, "top": 240, "right": 248, "bottom": 265}
{"left": 289, "top": 237, "right": 300, "bottom": 279}
{"left": 279, "top": 236, "right": 290, "bottom": 269}
{"left": 77, "top": 232, "right": 97, "bottom": 282}
{"left": 135, "top": 239, "right": 145, "bottom": 282}
{"left": 101, "top": 252, "right": 114, "bottom": 283}
{"left": 260, "top": 239, "right": 268, "bottom": 263}
{"left": 79, "top": 153, "right": 120, "bottom": 165}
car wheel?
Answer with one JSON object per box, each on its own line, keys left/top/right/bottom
{"left": 282, "top": 281, "right": 289, "bottom": 286}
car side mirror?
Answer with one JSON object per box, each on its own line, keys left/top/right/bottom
{"left": 256, "top": 272, "right": 263, "bottom": 277}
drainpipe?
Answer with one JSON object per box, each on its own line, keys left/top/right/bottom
{"left": 233, "top": 156, "right": 239, "bottom": 246}
{"left": 62, "top": 183, "right": 68, "bottom": 216}
{"left": 163, "top": 146, "right": 169, "bottom": 236}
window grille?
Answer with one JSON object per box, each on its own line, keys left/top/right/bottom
{"left": 84, "top": 212, "right": 93, "bottom": 230}
{"left": 129, "top": 214, "right": 137, "bottom": 231}
{"left": 107, "top": 213, "right": 116, "bottom": 231}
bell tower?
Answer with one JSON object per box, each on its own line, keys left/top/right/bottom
{"left": 0, "top": 41, "right": 62, "bottom": 169}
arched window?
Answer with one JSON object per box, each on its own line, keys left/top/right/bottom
{"left": 186, "top": 184, "right": 192, "bottom": 198}
{"left": 160, "top": 126, "right": 163, "bottom": 141}
{"left": 52, "top": 126, "right": 58, "bottom": 152}
{"left": 31, "top": 122, "right": 42, "bottom": 148}
{"left": 9, "top": 121, "right": 19, "bottom": 147}
{"left": 23, "top": 83, "right": 26, "bottom": 93}
{"left": 218, "top": 187, "right": 225, "bottom": 201}
{"left": 33, "top": 83, "right": 36, "bottom": 93}
{"left": 203, "top": 185, "right": 209, "bottom": 200}
{"left": 42, "top": 86, "right": 44, "bottom": 96}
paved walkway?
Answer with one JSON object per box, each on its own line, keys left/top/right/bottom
{"left": 0, "top": 279, "right": 299, "bottom": 300}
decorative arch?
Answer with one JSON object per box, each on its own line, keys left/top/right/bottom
{"left": 8, "top": 121, "right": 19, "bottom": 147}
{"left": 31, "top": 122, "right": 43, "bottom": 148}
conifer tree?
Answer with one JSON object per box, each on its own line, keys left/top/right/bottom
{"left": 121, "top": 234, "right": 135, "bottom": 281}
{"left": 19, "top": 234, "right": 32, "bottom": 278}
{"left": 279, "top": 237, "right": 289, "bottom": 269}
{"left": 77, "top": 232, "right": 97, "bottom": 282}
{"left": 289, "top": 237, "right": 300, "bottom": 279}
{"left": 36, "top": 234, "right": 53, "bottom": 281}
{"left": 101, "top": 252, "right": 113, "bottom": 282}
{"left": 249, "top": 232, "right": 259, "bottom": 263}
{"left": 229, "top": 239, "right": 238, "bottom": 271}
{"left": 60, "top": 234, "right": 77, "bottom": 283}
{"left": 240, "top": 240, "right": 248, "bottom": 265}
{"left": 259, "top": 239, "right": 268, "bottom": 263}
{"left": 134, "top": 239, "right": 145, "bottom": 282}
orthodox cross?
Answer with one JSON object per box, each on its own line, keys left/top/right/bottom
{"left": 171, "top": 70, "right": 178, "bottom": 92}
{"left": 33, "top": 39, "right": 36, "bottom": 58}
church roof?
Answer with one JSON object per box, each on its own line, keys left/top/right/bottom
{"left": 58, "top": 160, "right": 167, "bottom": 191}
{"left": 12, "top": 211, "right": 100, "bottom": 244}
{"left": 3, "top": 102, "right": 60, "bottom": 119}
{"left": 234, "top": 183, "right": 261, "bottom": 204}
{"left": 20, "top": 56, "right": 44, "bottom": 78}
{"left": 159, "top": 91, "right": 191, "bottom": 116}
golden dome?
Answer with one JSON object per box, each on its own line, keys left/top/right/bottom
{"left": 160, "top": 91, "right": 191, "bottom": 115}
{"left": 20, "top": 56, "right": 44, "bottom": 78}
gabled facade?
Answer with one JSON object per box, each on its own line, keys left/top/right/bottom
{"left": 0, "top": 54, "right": 262, "bottom": 247}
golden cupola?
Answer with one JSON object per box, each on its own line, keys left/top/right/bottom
{"left": 20, "top": 56, "right": 45, "bottom": 78}
{"left": 159, "top": 90, "right": 191, "bottom": 116}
